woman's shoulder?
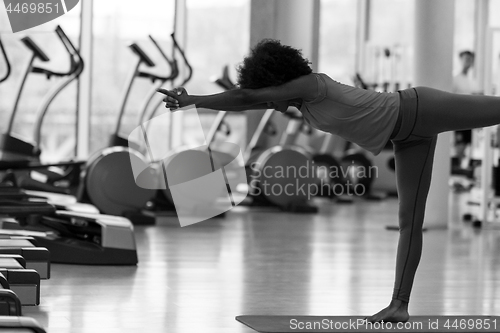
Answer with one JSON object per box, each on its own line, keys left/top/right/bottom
{"left": 315, "top": 73, "right": 347, "bottom": 86}
{"left": 297, "top": 73, "right": 329, "bottom": 103}
{"left": 285, "top": 73, "right": 322, "bottom": 102}
{"left": 291, "top": 73, "right": 344, "bottom": 103}
{"left": 298, "top": 72, "right": 336, "bottom": 84}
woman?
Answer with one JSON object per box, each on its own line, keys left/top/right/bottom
{"left": 157, "top": 39, "right": 500, "bottom": 323}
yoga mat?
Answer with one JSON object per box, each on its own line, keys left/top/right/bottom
{"left": 236, "top": 315, "right": 500, "bottom": 333}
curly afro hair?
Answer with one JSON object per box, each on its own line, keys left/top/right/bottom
{"left": 237, "top": 39, "right": 312, "bottom": 89}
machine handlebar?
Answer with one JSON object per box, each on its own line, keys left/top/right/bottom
{"left": 54, "top": 25, "right": 84, "bottom": 75}
{"left": 144, "top": 34, "right": 179, "bottom": 82}
{"left": 138, "top": 33, "right": 191, "bottom": 85}
{"left": 0, "top": 38, "right": 11, "bottom": 83}
{"left": 171, "top": 32, "right": 192, "bottom": 86}
{"left": 23, "top": 25, "right": 84, "bottom": 79}
{"left": 21, "top": 37, "right": 50, "bottom": 62}
{"left": 129, "top": 43, "right": 156, "bottom": 67}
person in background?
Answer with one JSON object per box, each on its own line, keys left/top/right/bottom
{"left": 451, "top": 51, "right": 483, "bottom": 187}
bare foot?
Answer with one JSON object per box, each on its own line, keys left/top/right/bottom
{"left": 366, "top": 299, "right": 409, "bottom": 323}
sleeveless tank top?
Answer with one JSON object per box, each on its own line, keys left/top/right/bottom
{"left": 299, "top": 73, "right": 400, "bottom": 155}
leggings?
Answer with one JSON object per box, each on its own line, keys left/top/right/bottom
{"left": 390, "top": 87, "right": 500, "bottom": 302}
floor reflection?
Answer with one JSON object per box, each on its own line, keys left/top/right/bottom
{"left": 21, "top": 195, "right": 500, "bottom": 332}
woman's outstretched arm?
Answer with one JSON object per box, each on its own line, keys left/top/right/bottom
{"left": 156, "top": 73, "right": 318, "bottom": 111}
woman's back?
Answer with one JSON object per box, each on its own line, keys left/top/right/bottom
{"left": 300, "top": 73, "right": 400, "bottom": 155}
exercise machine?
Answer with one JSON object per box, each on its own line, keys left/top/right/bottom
{"left": 0, "top": 27, "right": 99, "bottom": 215}
{"left": 0, "top": 235, "right": 41, "bottom": 306}
{"left": 79, "top": 33, "right": 192, "bottom": 223}
{"left": 0, "top": 26, "right": 85, "bottom": 196}
{"left": 209, "top": 67, "right": 320, "bottom": 212}
{"left": 143, "top": 33, "right": 193, "bottom": 123}
{"left": 0, "top": 255, "right": 40, "bottom": 306}
{"left": 1, "top": 26, "right": 82, "bottom": 163}
{"left": 0, "top": 269, "right": 41, "bottom": 326}
{"left": 124, "top": 33, "right": 199, "bottom": 219}
{"left": 0, "top": 35, "right": 50, "bottom": 163}
{"left": 77, "top": 42, "right": 157, "bottom": 221}
{"left": 0, "top": 316, "right": 46, "bottom": 332}
{"left": 0, "top": 200, "right": 139, "bottom": 265}
{"left": 311, "top": 133, "right": 344, "bottom": 198}
{"left": 0, "top": 290, "right": 22, "bottom": 316}
{"left": 253, "top": 111, "right": 320, "bottom": 212}
{"left": 0, "top": 203, "right": 50, "bottom": 279}
{"left": 0, "top": 44, "right": 139, "bottom": 263}
{"left": 137, "top": 34, "right": 179, "bottom": 127}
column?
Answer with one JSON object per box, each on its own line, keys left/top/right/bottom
{"left": 414, "top": 0, "right": 455, "bottom": 228}
{"left": 247, "top": 0, "right": 320, "bottom": 146}
{"left": 77, "top": 0, "right": 93, "bottom": 158}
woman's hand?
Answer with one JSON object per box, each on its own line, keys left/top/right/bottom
{"left": 156, "top": 87, "right": 189, "bottom": 111}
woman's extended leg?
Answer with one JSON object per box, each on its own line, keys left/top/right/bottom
{"left": 413, "top": 87, "right": 500, "bottom": 137}
{"left": 367, "top": 135, "right": 437, "bottom": 323}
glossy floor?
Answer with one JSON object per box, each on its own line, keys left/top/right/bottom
{"left": 24, "top": 194, "right": 500, "bottom": 333}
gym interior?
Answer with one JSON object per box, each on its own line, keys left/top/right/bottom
{"left": 0, "top": 0, "right": 499, "bottom": 332}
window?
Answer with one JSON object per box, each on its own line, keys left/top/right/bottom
{"left": 90, "top": 0, "right": 250, "bottom": 157}
{"left": 366, "top": 0, "right": 414, "bottom": 90}
{"left": 453, "top": 0, "right": 476, "bottom": 75}
{"left": 90, "top": 0, "right": 176, "bottom": 154}
{"left": 319, "top": 0, "right": 414, "bottom": 91}
{"left": 319, "top": 0, "right": 358, "bottom": 84}
{"left": 489, "top": 0, "right": 500, "bottom": 27}
{"left": 178, "top": 0, "right": 250, "bottom": 151}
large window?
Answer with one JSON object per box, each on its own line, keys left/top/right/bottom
{"left": 90, "top": 0, "right": 250, "bottom": 156}
{"left": 489, "top": 0, "right": 500, "bottom": 27}
{"left": 180, "top": 0, "right": 250, "bottom": 151}
{"left": 90, "top": 0, "right": 176, "bottom": 154}
{"left": 366, "top": 0, "right": 414, "bottom": 90}
{"left": 452, "top": 0, "right": 476, "bottom": 78}
{"left": 319, "top": 0, "right": 488, "bottom": 92}
{"left": 6, "top": 0, "right": 492, "bottom": 160}
{"left": 318, "top": 0, "right": 358, "bottom": 84}
{"left": 0, "top": 8, "right": 81, "bottom": 162}
{"left": 319, "top": 0, "right": 414, "bottom": 91}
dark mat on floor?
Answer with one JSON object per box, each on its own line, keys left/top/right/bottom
{"left": 236, "top": 315, "right": 500, "bottom": 332}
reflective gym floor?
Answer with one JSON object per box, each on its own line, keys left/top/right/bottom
{"left": 23, "top": 193, "right": 500, "bottom": 333}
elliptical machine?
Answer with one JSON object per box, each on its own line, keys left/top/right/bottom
{"left": 79, "top": 33, "right": 192, "bottom": 222}
{"left": 0, "top": 30, "right": 138, "bottom": 265}
{"left": 1, "top": 26, "right": 83, "bottom": 162}
{"left": 78, "top": 41, "right": 161, "bottom": 220}
{"left": 0, "top": 26, "right": 85, "bottom": 196}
